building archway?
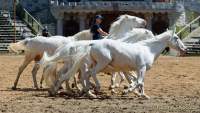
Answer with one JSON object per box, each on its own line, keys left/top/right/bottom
{"left": 101, "top": 13, "right": 120, "bottom": 32}
{"left": 152, "top": 13, "right": 169, "bottom": 34}
{"left": 63, "top": 18, "right": 79, "bottom": 36}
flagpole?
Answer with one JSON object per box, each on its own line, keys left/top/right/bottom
{"left": 13, "top": 0, "right": 16, "bottom": 43}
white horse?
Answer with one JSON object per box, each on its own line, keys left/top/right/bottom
{"left": 108, "top": 14, "right": 146, "bottom": 39}
{"left": 40, "top": 15, "right": 149, "bottom": 90}
{"left": 41, "top": 30, "right": 186, "bottom": 98}
{"left": 42, "top": 27, "right": 155, "bottom": 94}
{"left": 9, "top": 14, "right": 146, "bottom": 90}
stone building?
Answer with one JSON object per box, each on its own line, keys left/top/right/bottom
{"left": 0, "top": 0, "right": 184, "bottom": 36}
{"left": 50, "top": 0, "right": 183, "bottom": 36}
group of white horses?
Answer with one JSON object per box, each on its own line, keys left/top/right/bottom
{"left": 9, "top": 14, "right": 186, "bottom": 99}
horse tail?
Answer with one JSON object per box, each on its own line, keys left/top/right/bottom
{"left": 43, "top": 63, "right": 58, "bottom": 88}
{"left": 41, "top": 44, "right": 91, "bottom": 87}
{"left": 44, "top": 50, "right": 89, "bottom": 88}
{"left": 60, "top": 51, "right": 88, "bottom": 83}
{"left": 40, "top": 42, "right": 90, "bottom": 66}
{"left": 39, "top": 51, "right": 50, "bottom": 66}
{"left": 8, "top": 38, "right": 30, "bottom": 53}
{"left": 39, "top": 49, "right": 62, "bottom": 66}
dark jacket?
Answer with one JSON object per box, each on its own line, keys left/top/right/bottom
{"left": 90, "top": 24, "right": 102, "bottom": 40}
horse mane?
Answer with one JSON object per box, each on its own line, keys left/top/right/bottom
{"left": 73, "top": 29, "right": 93, "bottom": 41}
{"left": 118, "top": 28, "right": 155, "bottom": 43}
{"left": 138, "top": 30, "right": 173, "bottom": 45}
{"left": 156, "top": 30, "right": 173, "bottom": 39}
{"left": 109, "top": 14, "right": 129, "bottom": 35}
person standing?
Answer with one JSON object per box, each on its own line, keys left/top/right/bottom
{"left": 42, "top": 26, "right": 49, "bottom": 37}
{"left": 90, "top": 15, "right": 109, "bottom": 40}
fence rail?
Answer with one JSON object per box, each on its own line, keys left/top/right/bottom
{"left": 16, "top": 3, "right": 44, "bottom": 35}
{"left": 177, "top": 16, "right": 200, "bottom": 39}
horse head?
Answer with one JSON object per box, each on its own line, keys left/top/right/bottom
{"left": 109, "top": 14, "right": 146, "bottom": 37}
{"left": 123, "top": 14, "right": 146, "bottom": 28}
{"left": 167, "top": 31, "right": 187, "bottom": 55}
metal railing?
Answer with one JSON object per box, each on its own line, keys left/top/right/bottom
{"left": 177, "top": 16, "right": 200, "bottom": 39}
{"left": 16, "top": 3, "right": 44, "bottom": 35}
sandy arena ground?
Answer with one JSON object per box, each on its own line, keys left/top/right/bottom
{"left": 0, "top": 55, "right": 200, "bottom": 113}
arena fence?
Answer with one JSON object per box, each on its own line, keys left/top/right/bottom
{"left": 177, "top": 16, "right": 200, "bottom": 39}
{"left": 16, "top": 3, "right": 44, "bottom": 35}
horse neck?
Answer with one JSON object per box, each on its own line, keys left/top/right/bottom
{"left": 110, "top": 24, "right": 132, "bottom": 39}
{"left": 109, "top": 19, "right": 134, "bottom": 38}
{"left": 145, "top": 32, "right": 170, "bottom": 60}
{"left": 73, "top": 30, "right": 92, "bottom": 41}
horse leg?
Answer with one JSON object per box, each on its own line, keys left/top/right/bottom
{"left": 48, "top": 75, "right": 64, "bottom": 96}
{"left": 40, "top": 68, "right": 45, "bottom": 88}
{"left": 122, "top": 71, "right": 140, "bottom": 96}
{"left": 79, "top": 70, "right": 97, "bottom": 98}
{"left": 118, "top": 72, "right": 126, "bottom": 87}
{"left": 57, "top": 63, "right": 74, "bottom": 94}
{"left": 12, "top": 54, "right": 33, "bottom": 90}
{"left": 40, "top": 65, "right": 49, "bottom": 88}
{"left": 125, "top": 66, "right": 149, "bottom": 99}
{"left": 32, "top": 54, "right": 43, "bottom": 89}
{"left": 63, "top": 63, "right": 74, "bottom": 92}
{"left": 122, "top": 71, "right": 138, "bottom": 95}
{"left": 73, "top": 72, "right": 82, "bottom": 92}
{"left": 138, "top": 83, "right": 149, "bottom": 99}
{"left": 78, "top": 63, "right": 91, "bottom": 94}
{"left": 31, "top": 63, "right": 40, "bottom": 89}
{"left": 64, "top": 79, "right": 74, "bottom": 95}
{"left": 40, "top": 65, "right": 50, "bottom": 88}
{"left": 49, "top": 65, "right": 77, "bottom": 96}
{"left": 90, "top": 60, "right": 111, "bottom": 93}
{"left": 110, "top": 72, "right": 127, "bottom": 94}
{"left": 136, "top": 67, "right": 149, "bottom": 99}
{"left": 40, "top": 63, "right": 57, "bottom": 88}
{"left": 40, "top": 75, "right": 44, "bottom": 88}
{"left": 126, "top": 71, "right": 137, "bottom": 85}
{"left": 110, "top": 72, "right": 117, "bottom": 94}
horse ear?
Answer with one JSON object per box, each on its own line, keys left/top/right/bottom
{"left": 166, "top": 28, "right": 169, "bottom": 31}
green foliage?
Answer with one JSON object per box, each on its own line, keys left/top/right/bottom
{"left": 16, "top": 3, "right": 43, "bottom": 35}
{"left": 176, "top": 10, "right": 200, "bottom": 39}
{"left": 185, "top": 10, "right": 199, "bottom": 22}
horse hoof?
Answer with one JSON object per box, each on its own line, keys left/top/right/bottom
{"left": 67, "top": 90, "right": 75, "bottom": 96}
{"left": 59, "top": 86, "right": 63, "bottom": 90}
{"left": 123, "top": 85, "right": 129, "bottom": 89}
{"left": 141, "top": 95, "right": 150, "bottom": 100}
{"left": 87, "top": 91, "right": 97, "bottom": 98}
{"left": 94, "top": 87, "right": 100, "bottom": 94}
{"left": 34, "top": 85, "right": 39, "bottom": 90}
{"left": 108, "top": 86, "right": 112, "bottom": 90}
{"left": 71, "top": 83, "right": 75, "bottom": 88}
{"left": 40, "top": 86, "right": 43, "bottom": 89}
{"left": 48, "top": 90, "right": 56, "bottom": 97}
{"left": 122, "top": 90, "right": 129, "bottom": 95}
{"left": 111, "top": 90, "right": 117, "bottom": 95}
{"left": 109, "top": 85, "right": 115, "bottom": 90}
{"left": 115, "top": 83, "right": 119, "bottom": 88}
{"left": 11, "top": 86, "right": 17, "bottom": 90}
{"left": 133, "top": 90, "right": 141, "bottom": 97}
